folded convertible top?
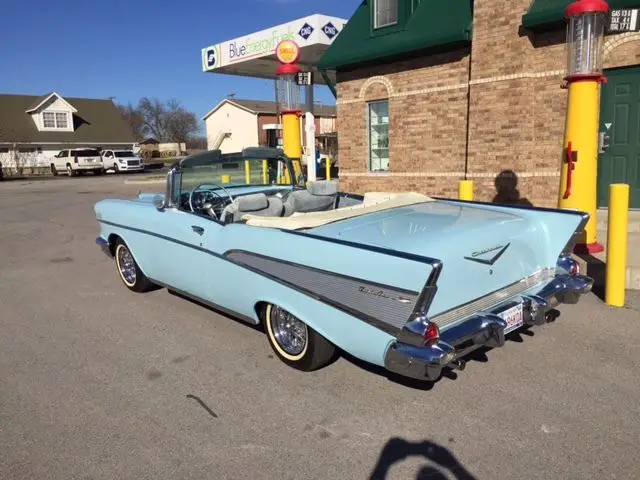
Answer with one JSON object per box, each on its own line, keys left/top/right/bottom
{"left": 242, "top": 191, "right": 434, "bottom": 230}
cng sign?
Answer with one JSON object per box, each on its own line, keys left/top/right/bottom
{"left": 275, "top": 40, "right": 300, "bottom": 64}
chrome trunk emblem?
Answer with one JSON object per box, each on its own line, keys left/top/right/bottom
{"left": 464, "top": 243, "right": 510, "bottom": 265}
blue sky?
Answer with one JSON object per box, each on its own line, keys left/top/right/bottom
{"left": 0, "top": 0, "right": 358, "bottom": 132}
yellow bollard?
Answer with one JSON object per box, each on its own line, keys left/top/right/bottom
{"left": 458, "top": 179, "right": 474, "bottom": 201}
{"left": 262, "top": 160, "right": 268, "bottom": 184}
{"left": 325, "top": 158, "right": 331, "bottom": 180}
{"left": 244, "top": 161, "right": 251, "bottom": 184}
{"left": 221, "top": 174, "right": 231, "bottom": 184}
{"left": 605, "top": 183, "right": 629, "bottom": 307}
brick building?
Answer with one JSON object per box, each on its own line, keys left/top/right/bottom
{"left": 318, "top": 0, "right": 640, "bottom": 208}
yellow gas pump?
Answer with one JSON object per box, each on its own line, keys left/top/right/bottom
{"left": 558, "top": 0, "right": 609, "bottom": 254}
{"left": 275, "top": 40, "right": 303, "bottom": 181}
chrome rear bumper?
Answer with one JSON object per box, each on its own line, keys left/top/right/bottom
{"left": 384, "top": 273, "right": 593, "bottom": 382}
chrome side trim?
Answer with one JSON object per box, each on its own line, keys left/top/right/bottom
{"left": 224, "top": 250, "right": 420, "bottom": 335}
{"left": 430, "top": 268, "right": 556, "bottom": 330}
{"left": 96, "top": 220, "right": 426, "bottom": 336}
{"left": 148, "top": 278, "right": 258, "bottom": 326}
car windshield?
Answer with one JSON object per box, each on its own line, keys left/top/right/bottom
{"left": 75, "top": 149, "right": 100, "bottom": 157}
{"left": 115, "top": 151, "right": 136, "bottom": 157}
{"left": 178, "top": 149, "right": 298, "bottom": 195}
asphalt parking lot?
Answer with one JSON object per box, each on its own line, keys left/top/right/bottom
{"left": 1, "top": 175, "right": 639, "bottom": 480}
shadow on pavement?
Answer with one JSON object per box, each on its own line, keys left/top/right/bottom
{"left": 369, "top": 437, "right": 477, "bottom": 480}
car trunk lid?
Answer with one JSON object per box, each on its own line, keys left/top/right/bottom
{"left": 308, "top": 200, "right": 562, "bottom": 319}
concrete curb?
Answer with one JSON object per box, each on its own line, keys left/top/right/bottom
{"left": 124, "top": 177, "right": 166, "bottom": 185}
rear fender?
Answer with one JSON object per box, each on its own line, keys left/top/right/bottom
{"left": 437, "top": 198, "right": 588, "bottom": 266}
{"left": 252, "top": 293, "right": 396, "bottom": 367}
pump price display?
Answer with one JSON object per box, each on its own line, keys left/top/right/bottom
{"left": 607, "top": 9, "right": 639, "bottom": 33}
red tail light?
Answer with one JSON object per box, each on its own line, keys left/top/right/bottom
{"left": 424, "top": 322, "right": 440, "bottom": 345}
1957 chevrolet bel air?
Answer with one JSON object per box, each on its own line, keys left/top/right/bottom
{"left": 94, "top": 147, "right": 593, "bottom": 382}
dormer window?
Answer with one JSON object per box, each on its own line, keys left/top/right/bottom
{"left": 374, "top": 0, "right": 398, "bottom": 29}
{"left": 42, "top": 111, "right": 69, "bottom": 129}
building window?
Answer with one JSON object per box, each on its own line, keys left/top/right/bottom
{"left": 43, "top": 112, "right": 55, "bottom": 128}
{"left": 42, "top": 111, "right": 69, "bottom": 129}
{"left": 374, "top": 0, "right": 398, "bottom": 29}
{"left": 55, "top": 112, "right": 68, "bottom": 128}
{"left": 368, "top": 100, "right": 390, "bottom": 172}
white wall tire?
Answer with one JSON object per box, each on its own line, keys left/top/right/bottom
{"left": 113, "top": 239, "right": 156, "bottom": 293}
{"left": 264, "top": 303, "right": 336, "bottom": 371}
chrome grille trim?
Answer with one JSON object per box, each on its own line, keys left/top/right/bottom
{"left": 430, "top": 268, "right": 556, "bottom": 329}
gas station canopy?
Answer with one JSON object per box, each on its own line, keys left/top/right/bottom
{"left": 200, "top": 14, "right": 347, "bottom": 85}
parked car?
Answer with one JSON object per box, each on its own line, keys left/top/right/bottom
{"left": 94, "top": 147, "right": 593, "bottom": 382}
{"left": 52, "top": 148, "right": 104, "bottom": 176}
{"left": 101, "top": 149, "right": 144, "bottom": 173}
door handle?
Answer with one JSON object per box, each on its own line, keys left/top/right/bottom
{"left": 191, "top": 225, "right": 205, "bottom": 235}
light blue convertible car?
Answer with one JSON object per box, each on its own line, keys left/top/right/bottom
{"left": 95, "top": 147, "right": 593, "bottom": 382}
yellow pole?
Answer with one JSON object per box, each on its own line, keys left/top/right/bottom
{"left": 244, "top": 160, "right": 251, "bottom": 184}
{"left": 325, "top": 157, "right": 331, "bottom": 180}
{"left": 558, "top": 79, "right": 603, "bottom": 253}
{"left": 605, "top": 184, "right": 629, "bottom": 307}
{"left": 282, "top": 112, "right": 302, "bottom": 180}
{"left": 221, "top": 174, "right": 231, "bottom": 184}
{"left": 459, "top": 179, "right": 474, "bottom": 200}
{"left": 262, "top": 160, "right": 268, "bottom": 184}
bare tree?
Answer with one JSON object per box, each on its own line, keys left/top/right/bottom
{"left": 117, "top": 102, "right": 145, "bottom": 142}
{"left": 138, "top": 97, "right": 169, "bottom": 142}
{"left": 0, "top": 120, "right": 35, "bottom": 176}
{"left": 165, "top": 100, "right": 199, "bottom": 153}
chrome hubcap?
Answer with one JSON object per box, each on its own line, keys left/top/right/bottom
{"left": 270, "top": 306, "right": 307, "bottom": 356}
{"left": 117, "top": 246, "right": 136, "bottom": 285}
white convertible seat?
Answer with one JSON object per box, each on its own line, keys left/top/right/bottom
{"left": 243, "top": 191, "right": 434, "bottom": 230}
{"left": 282, "top": 180, "right": 339, "bottom": 216}
{"left": 222, "top": 193, "right": 284, "bottom": 223}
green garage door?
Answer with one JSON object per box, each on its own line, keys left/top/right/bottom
{"left": 598, "top": 65, "right": 640, "bottom": 209}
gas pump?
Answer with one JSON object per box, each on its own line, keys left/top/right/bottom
{"left": 558, "top": 0, "right": 609, "bottom": 254}
{"left": 275, "top": 40, "right": 304, "bottom": 183}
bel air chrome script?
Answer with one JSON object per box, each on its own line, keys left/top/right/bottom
{"left": 358, "top": 286, "right": 413, "bottom": 304}
{"left": 464, "top": 243, "right": 510, "bottom": 266}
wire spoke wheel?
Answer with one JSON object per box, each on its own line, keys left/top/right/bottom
{"left": 116, "top": 245, "right": 137, "bottom": 286}
{"left": 270, "top": 305, "right": 308, "bottom": 356}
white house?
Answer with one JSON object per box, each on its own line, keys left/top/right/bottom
{"left": 202, "top": 98, "right": 337, "bottom": 154}
{"left": 0, "top": 92, "right": 135, "bottom": 172}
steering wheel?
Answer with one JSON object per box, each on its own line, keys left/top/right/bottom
{"left": 188, "top": 182, "right": 234, "bottom": 218}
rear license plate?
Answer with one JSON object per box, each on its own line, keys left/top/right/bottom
{"left": 500, "top": 303, "right": 523, "bottom": 334}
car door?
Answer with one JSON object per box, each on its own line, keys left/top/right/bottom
{"left": 103, "top": 150, "right": 113, "bottom": 168}
{"left": 55, "top": 150, "right": 68, "bottom": 169}
{"left": 146, "top": 208, "right": 222, "bottom": 303}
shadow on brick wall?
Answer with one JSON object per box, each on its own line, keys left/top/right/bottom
{"left": 492, "top": 170, "right": 533, "bottom": 207}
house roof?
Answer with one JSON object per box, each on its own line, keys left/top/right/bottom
{"left": 0, "top": 93, "right": 135, "bottom": 145}
{"left": 24, "top": 91, "right": 78, "bottom": 114}
{"left": 202, "top": 98, "right": 337, "bottom": 121}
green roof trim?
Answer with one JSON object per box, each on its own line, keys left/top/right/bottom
{"left": 318, "top": 0, "right": 472, "bottom": 71}
{"left": 522, "top": 0, "right": 640, "bottom": 30}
